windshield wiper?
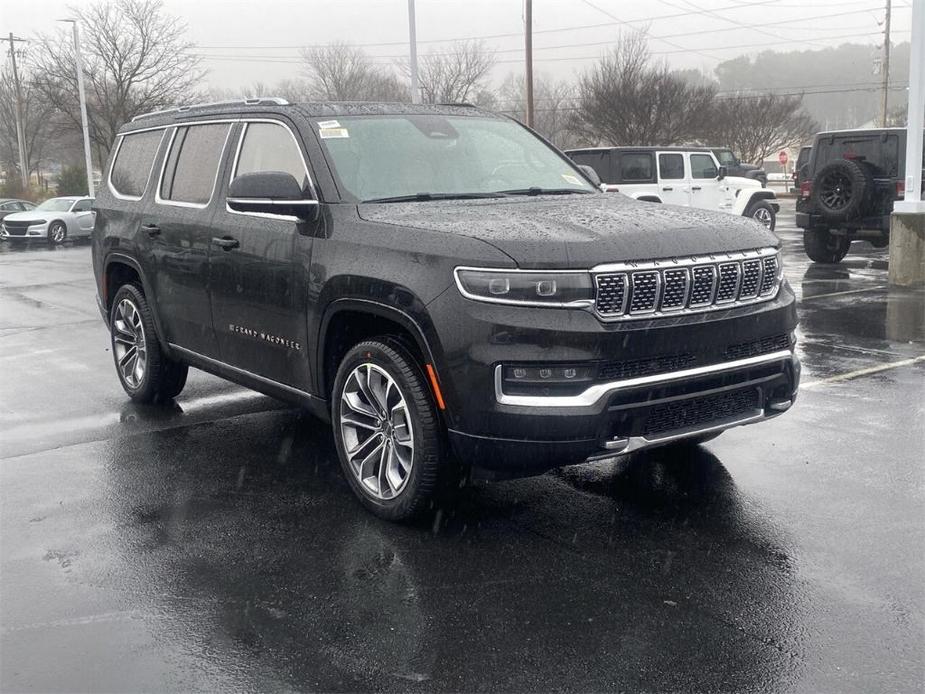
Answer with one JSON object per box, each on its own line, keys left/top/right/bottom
{"left": 363, "top": 192, "right": 505, "bottom": 203}
{"left": 493, "top": 187, "right": 593, "bottom": 196}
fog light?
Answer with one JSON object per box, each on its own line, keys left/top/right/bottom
{"left": 513, "top": 367, "right": 527, "bottom": 379}
{"left": 563, "top": 368, "right": 577, "bottom": 379}
{"left": 539, "top": 368, "right": 552, "bottom": 379}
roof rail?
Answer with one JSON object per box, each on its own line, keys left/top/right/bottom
{"left": 131, "top": 97, "right": 290, "bottom": 122}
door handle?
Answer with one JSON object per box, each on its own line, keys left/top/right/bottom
{"left": 662, "top": 187, "right": 673, "bottom": 191}
{"left": 212, "top": 236, "right": 239, "bottom": 251}
{"left": 692, "top": 186, "right": 702, "bottom": 191}
{"left": 141, "top": 223, "right": 160, "bottom": 237}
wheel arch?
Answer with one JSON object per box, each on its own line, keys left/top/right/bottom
{"left": 735, "top": 189, "right": 777, "bottom": 215}
{"left": 317, "top": 298, "right": 449, "bottom": 416}
{"left": 102, "top": 253, "right": 171, "bottom": 353}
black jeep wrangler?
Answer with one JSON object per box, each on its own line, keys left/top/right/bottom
{"left": 796, "top": 128, "right": 925, "bottom": 263}
{"left": 92, "top": 99, "right": 799, "bottom": 520}
{"left": 711, "top": 148, "right": 768, "bottom": 187}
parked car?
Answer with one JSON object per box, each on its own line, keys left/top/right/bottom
{"left": 793, "top": 146, "right": 812, "bottom": 188}
{"left": 0, "top": 195, "right": 95, "bottom": 244}
{"left": 711, "top": 147, "right": 768, "bottom": 187}
{"left": 796, "top": 128, "right": 925, "bottom": 263}
{"left": 0, "top": 198, "right": 36, "bottom": 221}
{"left": 93, "top": 98, "right": 799, "bottom": 520}
{"left": 566, "top": 146, "right": 780, "bottom": 230}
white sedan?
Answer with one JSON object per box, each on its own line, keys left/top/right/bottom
{"left": 0, "top": 196, "right": 95, "bottom": 244}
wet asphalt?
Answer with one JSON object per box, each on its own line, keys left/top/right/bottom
{"left": 1, "top": 200, "right": 923, "bottom": 693}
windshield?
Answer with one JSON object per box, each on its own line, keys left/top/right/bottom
{"left": 35, "top": 198, "right": 75, "bottom": 212}
{"left": 714, "top": 150, "right": 737, "bottom": 165}
{"left": 316, "top": 114, "right": 597, "bottom": 202}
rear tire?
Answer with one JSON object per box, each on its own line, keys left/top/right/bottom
{"left": 811, "top": 159, "right": 872, "bottom": 224}
{"left": 803, "top": 228, "right": 850, "bottom": 264}
{"left": 109, "top": 284, "right": 188, "bottom": 403}
{"left": 332, "top": 338, "right": 449, "bottom": 521}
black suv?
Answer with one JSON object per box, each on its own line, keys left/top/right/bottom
{"left": 93, "top": 99, "right": 800, "bottom": 519}
{"left": 711, "top": 148, "right": 768, "bottom": 187}
{"left": 796, "top": 128, "right": 925, "bottom": 263}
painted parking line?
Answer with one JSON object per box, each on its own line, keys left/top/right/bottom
{"left": 801, "top": 355, "right": 925, "bottom": 390}
{"left": 801, "top": 285, "right": 888, "bottom": 301}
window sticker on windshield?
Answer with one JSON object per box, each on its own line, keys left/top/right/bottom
{"left": 561, "top": 174, "right": 582, "bottom": 186}
{"left": 317, "top": 120, "right": 340, "bottom": 129}
{"left": 319, "top": 127, "right": 349, "bottom": 139}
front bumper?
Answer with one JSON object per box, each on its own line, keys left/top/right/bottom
{"left": 0, "top": 221, "right": 51, "bottom": 239}
{"left": 429, "top": 282, "right": 800, "bottom": 478}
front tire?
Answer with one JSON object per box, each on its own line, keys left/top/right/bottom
{"left": 48, "top": 221, "right": 67, "bottom": 245}
{"left": 747, "top": 201, "right": 776, "bottom": 231}
{"left": 803, "top": 228, "right": 850, "bottom": 264}
{"left": 332, "top": 339, "right": 448, "bottom": 521}
{"left": 109, "top": 284, "right": 188, "bottom": 403}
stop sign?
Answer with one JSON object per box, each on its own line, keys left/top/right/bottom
{"left": 778, "top": 150, "right": 789, "bottom": 165}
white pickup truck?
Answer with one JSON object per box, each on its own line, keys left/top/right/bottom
{"left": 566, "top": 146, "right": 780, "bottom": 230}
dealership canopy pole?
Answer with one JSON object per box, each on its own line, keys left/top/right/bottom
{"left": 407, "top": 0, "right": 421, "bottom": 104}
{"left": 3, "top": 33, "right": 29, "bottom": 189}
{"left": 895, "top": 0, "right": 924, "bottom": 213}
{"left": 524, "top": 0, "right": 534, "bottom": 128}
{"left": 60, "top": 18, "right": 94, "bottom": 197}
{"left": 881, "top": 0, "right": 892, "bottom": 126}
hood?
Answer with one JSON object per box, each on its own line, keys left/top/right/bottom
{"left": 726, "top": 175, "right": 762, "bottom": 189}
{"left": 2, "top": 211, "right": 46, "bottom": 223}
{"left": 737, "top": 163, "right": 762, "bottom": 172}
{"left": 358, "top": 193, "right": 777, "bottom": 269}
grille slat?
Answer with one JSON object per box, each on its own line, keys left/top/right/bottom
{"left": 592, "top": 249, "right": 781, "bottom": 320}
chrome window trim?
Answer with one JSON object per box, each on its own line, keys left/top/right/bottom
{"left": 155, "top": 123, "right": 233, "bottom": 209}
{"left": 225, "top": 120, "right": 319, "bottom": 222}
{"left": 453, "top": 266, "right": 596, "bottom": 309}
{"left": 107, "top": 129, "right": 166, "bottom": 201}
{"left": 495, "top": 348, "right": 794, "bottom": 408}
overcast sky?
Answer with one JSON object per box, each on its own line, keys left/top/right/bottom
{"left": 2, "top": 0, "right": 915, "bottom": 90}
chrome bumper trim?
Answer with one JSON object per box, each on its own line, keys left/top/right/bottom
{"left": 495, "top": 348, "right": 795, "bottom": 408}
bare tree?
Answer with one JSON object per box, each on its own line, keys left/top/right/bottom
{"left": 574, "top": 32, "right": 716, "bottom": 146}
{"left": 705, "top": 93, "right": 818, "bottom": 164}
{"left": 30, "top": 0, "right": 204, "bottom": 164}
{"left": 403, "top": 41, "right": 494, "bottom": 104}
{"left": 302, "top": 42, "right": 408, "bottom": 102}
{"left": 0, "top": 65, "right": 57, "bottom": 180}
{"left": 497, "top": 74, "right": 581, "bottom": 149}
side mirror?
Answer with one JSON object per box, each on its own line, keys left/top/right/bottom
{"left": 717, "top": 166, "right": 727, "bottom": 181}
{"left": 227, "top": 171, "right": 318, "bottom": 218}
{"left": 577, "top": 164, "right": 602, "bottom": 188}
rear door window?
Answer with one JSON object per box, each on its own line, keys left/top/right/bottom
{"left": 110, "top": 130, "right": 164, "bottom": 198}
{"left": 71, "top": 199, "right": 93, "bottom": 212}
{"left": 159, "top": 123, "right": 231, "bottom": 206}
{"left": 617, "top": 152, "right": 655, "bottom": 182}
{"left": 690, "top": 154, "right": 718, "bottom": 179}
{"left": 658, "top": 153, "right": 685, "bottom": 180}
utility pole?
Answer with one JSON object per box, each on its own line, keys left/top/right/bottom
{"left": 524, "top": 0, "right": 534, "bottom": 128}
{"left": 2, "top": 33, "right": 29, "bottom": 189}
{"left": 407, "top": 0, "right": 420, "bottom": 104}
{"left": 881, "top": 0, "right": 892, "bottom": 126}
{"left": 59, "top": 19, "right": 94, "bottom": 197}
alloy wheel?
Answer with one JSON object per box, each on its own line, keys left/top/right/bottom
{"left": 752, "top": 206, "right": 773, "bottom": 228}
{"left": 819, "top": 172, "right": 851, "bottom": 210}
{"left": 51, "top": 224, "right": 66, "bottom": 243}
{"left": 339, "top": 363, "right": 414, "bottom": 500}
{"left": 112, "top": 298, "right": 147, "bottom": 389}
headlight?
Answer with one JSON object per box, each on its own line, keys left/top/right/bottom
{"left": 454, "top": 267, "right": 594, "bottom": 307}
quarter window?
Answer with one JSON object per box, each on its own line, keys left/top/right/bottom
{"left": 234, "top": 122, "right": 308, "bottom": 190}
{"left": 690, "top": 154, "right": 719, "bottom": 179}
{"left": 110, "top": 130, "right": 164, "bottom": 198}
{"left": 618, "top": 153, "right": 654, "bottom": 182}
{"left": 160, "top": 123, "right": 230, "bottom": 205}
{"left": 658, "top": 153, "right": 685, "bottom": 180}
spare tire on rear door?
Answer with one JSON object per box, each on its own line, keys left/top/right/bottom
{"left": 811, "top": 159, "right": 872, "bottom": 224}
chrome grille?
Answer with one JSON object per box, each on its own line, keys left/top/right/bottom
{"left": 629, "top": 271, "right": 659, "bottom": 314}
{"left": 592, "top": 248, "right": 782, "bottom": 321}
{"left": 595, "top": 273, "right": 627, "bottom": 315}
{"left": 661, "top": 268, "right": 689, "bottom": 310}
